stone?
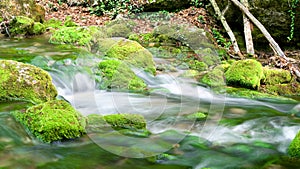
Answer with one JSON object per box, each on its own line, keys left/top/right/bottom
{"left": 0, "top": 60, "right": 57, "bottom": 104}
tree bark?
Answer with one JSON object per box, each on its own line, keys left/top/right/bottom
{"left": 209, "top": 0, "right": 243, "bottom": 58}
{"left": 229, "top": 0, "right": 286, "bottom": 59}
{"left": 240, "top": 0, "right": 254, "bottom": 55}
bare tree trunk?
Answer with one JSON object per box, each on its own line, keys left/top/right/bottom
{"left": 229, "top": 0, "right": 286, "bottom": 59}
{"left": 209, "top": 0, "right": 244, "bottom": 58}
{"left": 240, "top": 0, "right": 254, "bottom": 55}
{"left": 230, "top": 0, "right": 300, "bottom": 79}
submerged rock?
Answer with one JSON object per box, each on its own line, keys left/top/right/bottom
{"left": 225, "top": 59, "right": 264, "bottom": 89}
{"left": 0, "top": 60, "right": 57, "bottom": 104}
{"left": 12, "top": 100, "right": 86, "bottom": 143}
{"left": 87, "top": 113, "right": 146, "bottom": 130}
{"left": 288, "top": 131, "right": 300, "bottom": 158}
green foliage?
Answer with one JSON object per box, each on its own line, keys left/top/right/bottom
{"left": 225, "top": 59, "right": 264, "bottom": 89}
{"left": 288, "top": 0, "right": 299, "bottom": 41}
{"left": 190, "top": 0, "right": 203, "bottom": 7}
{"left": 288, "top": 131, "right": 300, "bottom": 158}
{"left": 89, "top": 0, "right": 141, "bottom": 17}
{"left": 11, "top": 100, "right": 86, "bottom": 143}
{"left": 44, "top": 18, "right": 62, "bottom": 29}
{"left": 212, "top": 28, "right": 231, "bottom": 49}
{"left": 49, "top": 26, "right": 98, "bottom": 46}
{"left": 64, "top": 16, "right": 78, "bottom": 27}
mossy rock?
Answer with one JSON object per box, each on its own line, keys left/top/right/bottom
{"left": 0, "top": 60, "right": 57, "bottom": 104}
{"left": 9, "top": 16, "right": 34, "bottom": 36}
{"left": 262, "top": 83, "right": 300, "bottom": 96}
{"left": 225, "top": 59, "right": 264, "bottom": 89}
{"left": 11, "top": 100, "right": 86, "bottom": 143}
{"left": 106, "top": 39, "right": 156, "bottom": 75}
{"left": 97, "top": 59, "right": 147, "bottom": 91}
{"left": 262, "top": 67, "right": 292, "bottom": 85}
{"left": 87, "top": 113, "right": 147, "bottom": 131}
{"left": 288, "top": 131, "right": 300, "bottom": 158}
{"left": 189, "top": 60, "right": 208, "bottom": 71}
{"left": 49, "top": 26, "right": 99, "bottom": 46}
{"left": 29, "top": 22, "right": 46, "bottom": 35}
{"left": 104, "top": 114, "right": 147, "bottom": 130}
{"left": 201, "top": 65, "right": 226, "bottom": 87}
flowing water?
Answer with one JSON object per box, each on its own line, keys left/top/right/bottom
{"left": 0, "top": 37, "right": 300, "bottom": 169}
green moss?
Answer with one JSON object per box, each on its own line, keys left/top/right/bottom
{"left": 29, "top": 22, "right": 46, "bottom": 35}
{"left": 87, "top": 113, "right": 146, "bottom": 131}
{"left": 189, "top": 60, "right": 208, "bottom": 71}
{"left": 262, "top": 67, "right": 292, "bottom": 85}
{"left": 106, "top": 39, "right": 156, "bottom": 74}
{"left": 0, "top": 60, "right": 57, "bottom": 104}
{"left": 185, "top": 112, "right": 207, "bottom": 120}
{"left": 225, "top": 59, "right": 264, "bottom": 89}
{"left": 44, "top": 18, "right": 62, "bottom": 29}
{"left": 103, "top": 113, "right": 146, "bottom": 130}
{"left": 201, "top": 66, "right": 225, "bottom": 87}
{"left": 9, "top": 16, "right": 34, "bottom": 36}
{"left": 222, "top": 86, "right": 294, "bottom": 100}
{"left": 263, "top": 83, "right": 300, "bottom": 96}
{"left": 288, "top": 131, "right": 300, "bottom": 158}
{"left": 97, "top": 59, "right": 147, "bottom": 91}
{"left": 11, "top": 100, "right": 86, "bottom": 143}
{"left": 49, "top": 26, "right": 99, "bottom": 46}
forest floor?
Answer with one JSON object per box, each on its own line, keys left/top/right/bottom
{"left": 36, "top": 0, "right": 300, "bottom": 67}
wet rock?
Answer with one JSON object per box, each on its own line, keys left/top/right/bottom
{"left": 96, "top": 59, "right": 147, "bottom": 91}
{"left": 288, "top": 130, "right": 300, "bottom": 158}
{"left": 11, "top": 100, "right": 86, "bottom": 143}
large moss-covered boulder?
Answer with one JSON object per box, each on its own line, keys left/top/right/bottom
{"left": 12, "top": 100, "right": 86, "bottom": 143}
{"left": 225, "top": 59, "right": 264, "bottom": 89}
{"left": 288, "top": 131, "right": 300, "bottom": 158}
{"left": 106, "top": 39, "right": 156, "bottom": 75}
{"left": 96, "top": 59, "right": 147, "bottom": 91}
{"left": 0, "top": 60, "right": 57, "bottom": 104}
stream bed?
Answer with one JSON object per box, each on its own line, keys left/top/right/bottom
{"left": 0, "top": 37, "right": 300, "bottom": 169}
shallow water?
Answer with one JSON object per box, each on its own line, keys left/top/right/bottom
{"left": 0, "top": 37, "right": 300, "bottom": 168}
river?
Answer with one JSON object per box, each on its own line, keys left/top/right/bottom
{"left": 0, "top": 37, "right": 299, "bottom": 169}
